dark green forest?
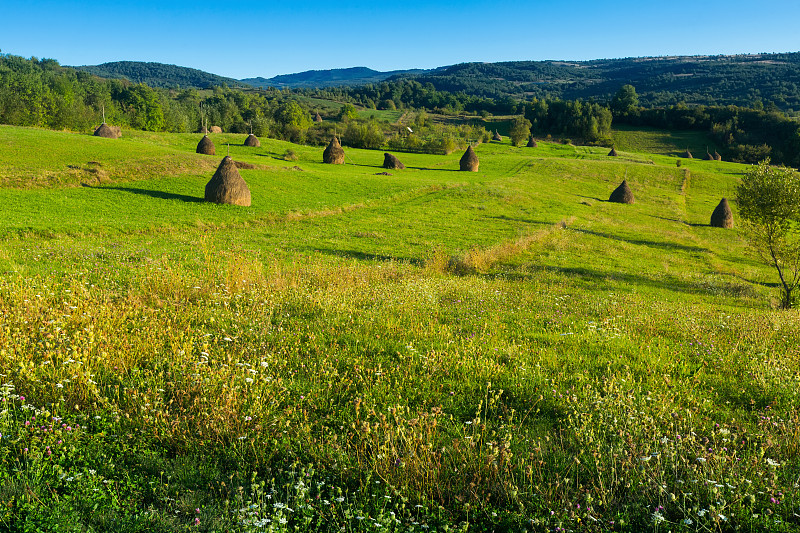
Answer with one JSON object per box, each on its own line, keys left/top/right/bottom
{"left": 2, "top": 53, "right": 800, "bottom": 166}
{"left": 400, "top": 53, "right": 800, "bottom": 112}
{"left": 74, "top": 61, "right": 244, "bottom": 90}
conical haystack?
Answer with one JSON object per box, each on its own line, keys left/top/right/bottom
{"left": 244, "top": 134, "right": 260, "bottom": 147}
{"left": 710, "top": 198, "right": 733, "bottom": 228}
{"left": 210, "top": 126, "right": 222, "bottom": 133}
{"left": 608, "top": 180, "right": 635, "bottom": 204}
{"left": 205, "top": 156, "right": 251, "bottom": 206}
{"left": 199, "top": 126, "right": 209, "bottom": 134}
{"left": 323, "top": 137, "right": 345, "bottom": 164}
{"left": 314, "top": 112, "right": 323, "bottom": 123}
{"left": 196, "top": 135, "right": 215, "bottom": 155}
{"left": 682, "top": 149, "right": 693, "bottom": 159}
{"left": 608, "top": 147, "right": 619, "bottom": 157}
{"left": 460, "top": 145, "right": 479, "bottom": 172}
{"left": 714, "top": 151, "right": 722, "bottom": 161}
{"left": 703, "top": 152, "right": 714, "bottom": 161}
{"left": 383, "top": 153, "right": 405, "bottom": 169}
{"left": 94, "top": 123, "right": 119, "bottom": 139}
{"left": 527, "top": 137, "right": 538, "bottom": 148}
{"left": 492, "top": 130, "right": 502, "bottom": 142}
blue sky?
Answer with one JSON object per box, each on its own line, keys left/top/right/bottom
{"left": 2, "top": 0, "right": 799, "bottom": 79}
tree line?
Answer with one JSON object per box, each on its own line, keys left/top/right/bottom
{"left": 1, "top": 53, "right": 799, "bottom": 166}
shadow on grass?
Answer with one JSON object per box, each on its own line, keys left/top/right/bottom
{"left": 571, "top": 227, "right": 709, "bottom": 254}
{"left": 484, "top": 215, "right": 553, "bottom": 226}
{"left": 648, "top": 214, "right": 715, "bottom": 228}
{"left": 301, "top": 246, "right": 424, "bottom": 266}
{"left": 101, "top": 187, "right": 204, "bottom": 203}
{"left": 576, "top": 194, "right": 606, "bottom": 203}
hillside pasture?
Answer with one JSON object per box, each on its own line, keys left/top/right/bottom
{"left": 0, "top": 125, "right": 798, "bottom": 532}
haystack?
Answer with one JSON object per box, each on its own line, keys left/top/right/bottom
{"left": 527, "top": 137, "right": 538, "bottom": 148}
{"left": 710, "top": 198, "right": 733, "bottom": 228}
{"left": 459, "top": 145, "right": 479, "bottom": 172}
{"left": 714, "top": 151, "right": 722, "bottom": 161}
{"left": 244, "top": 134, "right": 260, "bottom": 147}
{"left": 210, "top": 126, "right": 223, "bottom": 133}
{"left": 608, "top": 180, "right": 635, "bottom": 204}
{"left": 323, "top": 137, "right": 345, "bottom": 164}
{"left": 383, "top": 153, "right": 405, "bottom": 169}
{"left": 682, "top": 149, "right": 693, "bottom": 159}
{"left": 205, "top": 156, "right": 251, "bottom": 206}
{"left": 199, "top": 126, "right": 209, "bottom": 134}
{"left": 314, "top": 112, "right": 323, "bottom": 123}
{"left": 703, "top": 151, "right": 714, "bottom": 161}
{"left": 93, "top": 123, "right": 120, "bottom": 139}
{"left": 608, "top": 147, "right": 619, "bottom": 157}
{"left": 492, "top": 130, "right": 502, "bottom": 142}
{"left": 196, "top": 135, "right": 215, "bottom": 155}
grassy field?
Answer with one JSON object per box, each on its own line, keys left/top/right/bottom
{"left": 1, "top": 124, "right": 798, "bottom": 532}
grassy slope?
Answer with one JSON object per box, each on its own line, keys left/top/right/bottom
{"left": 0, "top": 125, "right": 798, "bottom": 532}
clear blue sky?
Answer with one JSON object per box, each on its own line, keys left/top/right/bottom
{"left": 3, "top": 0, "right": 799, "bottom": 79}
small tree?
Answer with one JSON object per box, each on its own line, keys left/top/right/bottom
{"left": 735, "top": 159, "right": 800, "bottom": 308}
{"left": 338, "top": 103, "right": 358, "bottom": 122}
{"left": 610, "top": 84, "right": 639, "bottom": 119}
{"left": 508, "top": 116, "right": 532, "bottom": 147}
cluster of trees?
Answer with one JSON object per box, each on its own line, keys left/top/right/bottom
{"left": 3, "top": 53, "right": 800, "bottom": 166}
{"left": 397, "top": 54, "right": 800, "bottom": 112}
{"left": 610, "top": 85, "right": 800, "bottom": 166}
{"left": 0, "top": 54, "right": 319, "bottom": 142}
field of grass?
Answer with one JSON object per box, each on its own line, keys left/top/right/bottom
{"left": 1, "top": 125, "right": 798, "bottom": 532}
{"left": 610, "top": 125, "right": 719, "bottom": 157}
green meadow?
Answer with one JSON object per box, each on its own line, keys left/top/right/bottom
{"left": 0, "top": 124, "right": 798, "bottom": 532}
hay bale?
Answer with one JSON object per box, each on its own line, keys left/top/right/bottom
{"left": 710, "top": 198, "right": 733, "bottom": 228}
{"left": 492, "top": 130, "right": 502, "bottom": 142}
{"left": 93, "top": 123, "right": 120, "bottom": 139}
{"left": 205, "top": 156, "right": 251, "bottom": 206}
{"left": 608, "top": 180, "right": 635, "bottom": 204}
{"left": 608, "top": 147, "right": 619, "bottom": 157}
{"left": 682, "top": 149, "right": 693, "bottom": 159}
{"left": 196, "top": 135, "right": 215, "bottom": 155}
{"left": 314, "top": 112, "right": 323, "bottom": 123}
{"left": 714, "top": 151, "right": 722, "bottom": 161}
{"left": 244, "top": 134, "right": 260, "bottom": 147}
{"left": 527, "top": 137, "right": 538, "bottom": 148}
{"left": 459, "top": 145, "right": 479, "bottom": 172}
{"left": 323, "top": 137, "right": 345, "bottom": 164}
{"left": 210, "top": 126, "right": 222, "bottom": 134}
{"left": 383, "top": 153, "right": 405, "bottom": 169}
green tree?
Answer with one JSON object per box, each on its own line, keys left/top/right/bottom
{"left": 508, "top": 115, "right": 532, "bottom": 146}
{"left": 338, "top": 103, "right": 358, "bottom": 121}
{"left": 735, "top": 160, "right": 800, "bottom": 308}
{"left": 274, "top": 100, "right": 311, "bottom": 142}
{"left": 611, "top": 84, "right": 639, "bottom": 118}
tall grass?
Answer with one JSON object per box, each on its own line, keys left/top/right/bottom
{"left": 0, "top": 125, "right": 798, "bottom": 531}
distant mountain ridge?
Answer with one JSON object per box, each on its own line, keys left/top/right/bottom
{"left": 73, "top": 53, "right": 800, "bottom": 110}
{"left": 242, "top": 66, "right": 429, "bottom": 89}
{"left": 74, "top": 61, "right": 244, "bottom": 89}
{"left": 397, "top": 53, "right": 800, "bottom": 109}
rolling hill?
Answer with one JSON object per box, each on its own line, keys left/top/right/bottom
{"left": 398, "top": 52, "right": 800, "bottom": 109}
{"left": 73, "top": 61, "right": 245, "bottom": 89}
{"left": 242, "top": 66, "right": 429, "bottom": 89}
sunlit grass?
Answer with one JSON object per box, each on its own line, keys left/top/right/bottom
{"left": 0, "top": 124, "right": 798, "bottom": 532}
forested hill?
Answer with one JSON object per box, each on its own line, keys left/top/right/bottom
{"left": 74, "top": 61, "right": 244, "bottom": 89}
{"left": 397, "top": 53, "right": 800, "bottom": 111}
{"left": 242, "top": 67, "right": 428, "bottom": 89}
